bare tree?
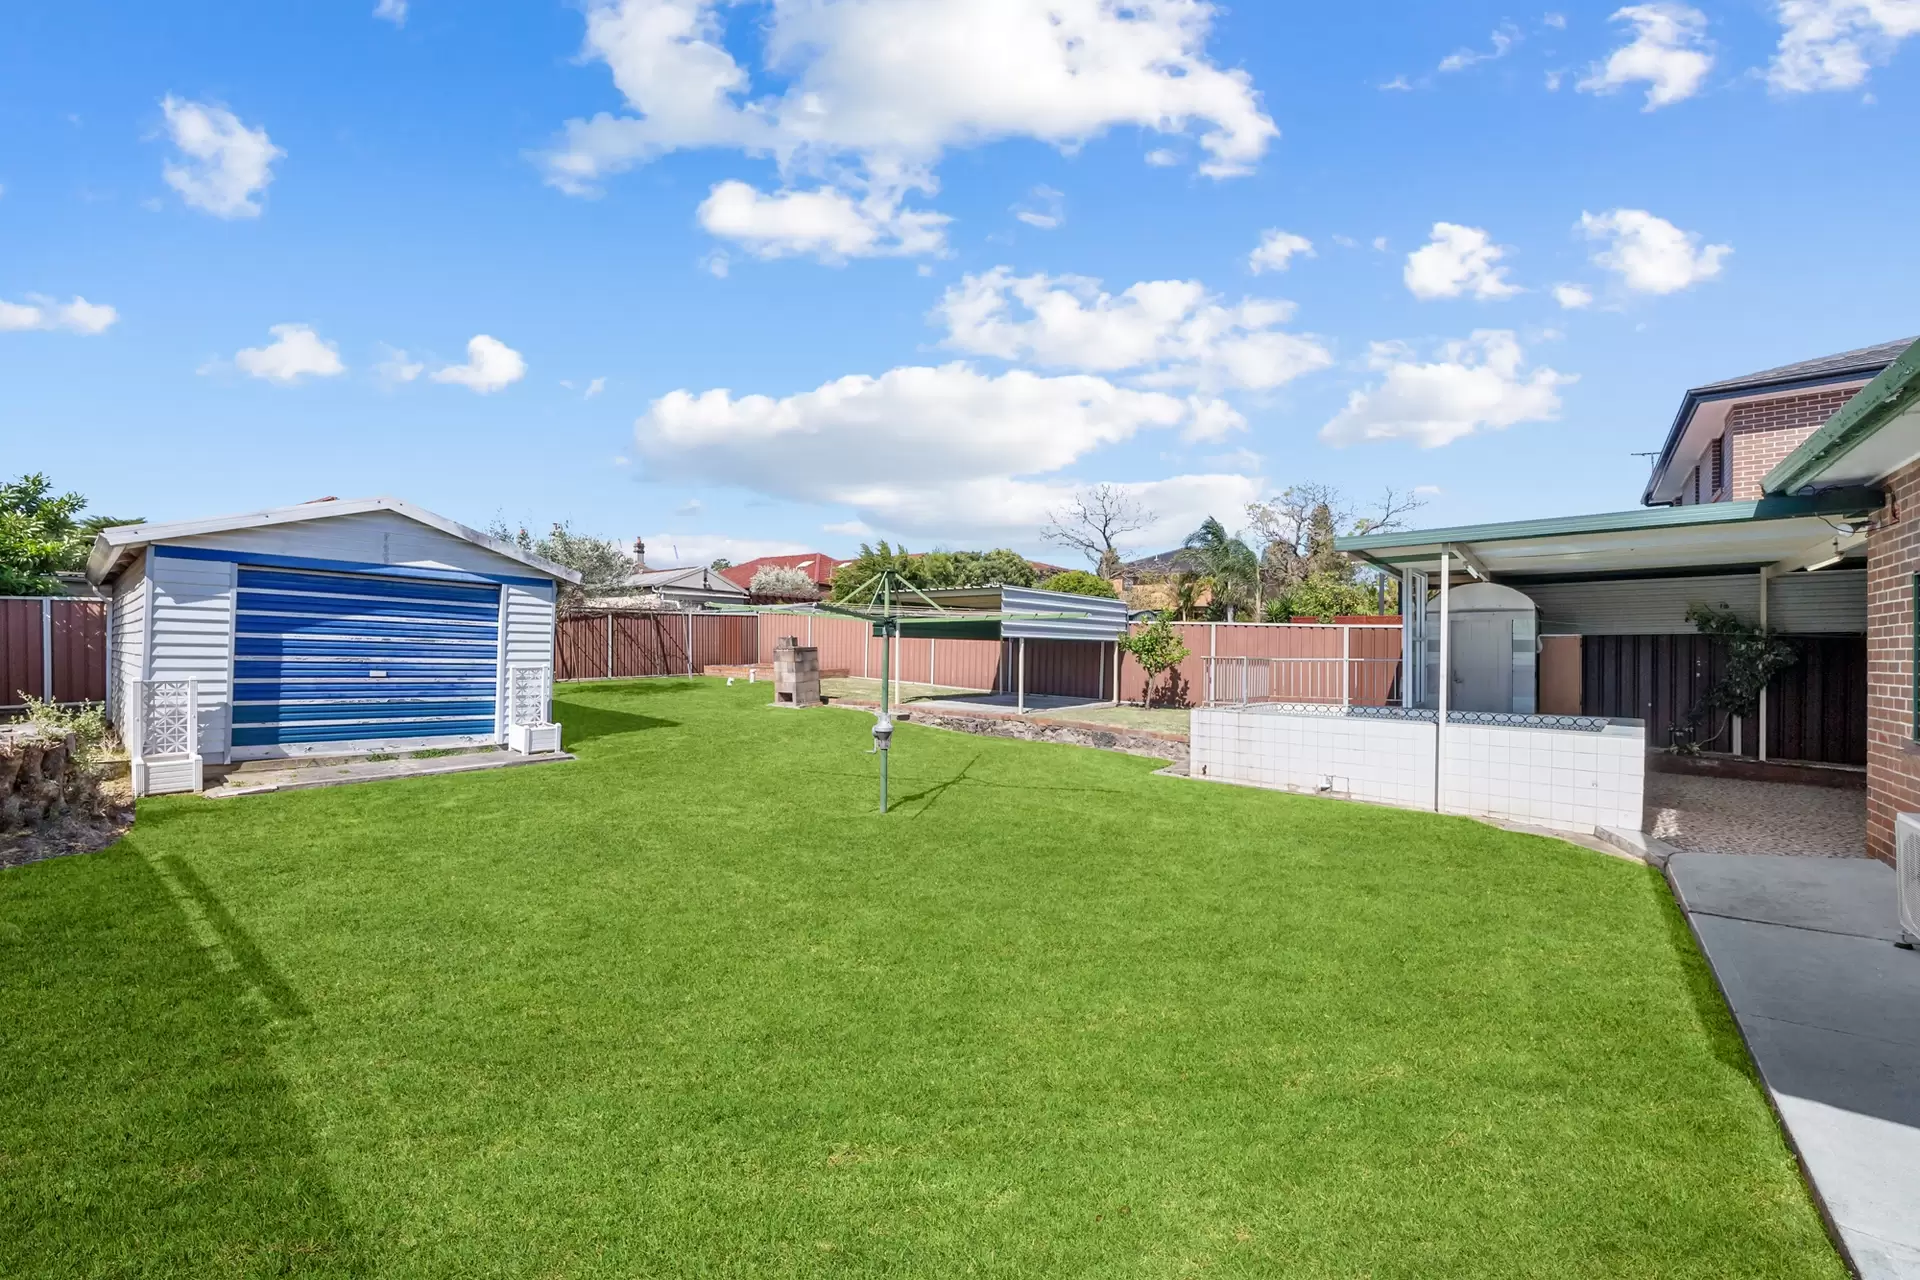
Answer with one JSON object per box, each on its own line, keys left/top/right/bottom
{"left": 1244, "top": 484, "right": 1427, "bottom": 618}
{"left": 1042, "top": 484, "right": 1154, "bottom": 578}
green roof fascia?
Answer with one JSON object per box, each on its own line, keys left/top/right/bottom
{"left": 1763, "top": 338, "right": 1920, "bottom": 495}
{"left": 1332, "top": 486, "right": 1884, "bottom": 556}
{"left": 883, "top": 617, "right": 1003, "bottom": 640}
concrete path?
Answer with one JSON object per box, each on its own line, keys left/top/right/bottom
{"left": 204, "top": 750, "right": 573, "bottom": 797}
{"left": 1669, "top": 853, "right": 1920, "bottom": 1278}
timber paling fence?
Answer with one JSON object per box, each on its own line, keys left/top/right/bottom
{"left": 552, "top": 609, "right": 1405, "bottom": 707}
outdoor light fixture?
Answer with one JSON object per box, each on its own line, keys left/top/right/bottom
{"left": 1806, "top": 540, "right": 1845, "bottom": 572}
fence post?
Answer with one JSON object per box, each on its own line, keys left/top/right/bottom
{"left": 605, "top": 612, "right": 613, "bottom": 679}
{"left": 686, "top": 610, "right": 694, "bottom": 676}
{"left": 1341, "top": 625, "right": 1351, "bottom": 709}
{"left": 41, "top": 597, "right": 53, "bottom": 701}
{"left": 1240, "top": 654, "right": 1249, "bottom": 707}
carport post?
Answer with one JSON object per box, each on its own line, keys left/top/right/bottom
{"left": 1758, "top": 566, "right": 1771, "bottom": 762}
{"left": 1111, "top": 640, "right": 1120, "bottom": 706}
{"left": 1017, "top": 637, "right": 1027, "bottom": 713}
{"left": 1435, "top": 551, "right": 1451, "bottom": 813}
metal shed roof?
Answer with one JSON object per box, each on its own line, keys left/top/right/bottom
{"left": 908, "top": 584, "right": 1129, "bottom": 641}
{"left": 86, "top": 496, "right": 582, "bottom": 585}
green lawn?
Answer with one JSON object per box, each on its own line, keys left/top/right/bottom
{"left": 1, "top": 678, "right": 1840, "bottom": 1278}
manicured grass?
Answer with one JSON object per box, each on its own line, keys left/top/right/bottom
{"left": 1, "top": 679, "right": 1841, "bottom": 1278}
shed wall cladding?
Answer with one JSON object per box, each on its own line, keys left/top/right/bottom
{"left": 1523, "top": 569, "right": 1864, "bottom": 635}
{"left": 147, "top": 549, "right": 239, "bottom": 760}
{"left": 108, "top": 549, "right": 147, "bottom": 733}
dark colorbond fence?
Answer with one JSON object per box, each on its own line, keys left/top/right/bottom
{"left": 1581, "top": 633, "right": 1865, "bottom": 766}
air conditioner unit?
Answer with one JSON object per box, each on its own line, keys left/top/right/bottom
{"left": 1896, "top": 812, "right": 1920, "bottom": 948}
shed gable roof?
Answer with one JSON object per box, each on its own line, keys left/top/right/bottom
{"left": 84, "top": 496, "right": 582, "bottom": 585}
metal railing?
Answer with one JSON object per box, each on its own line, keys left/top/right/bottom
{"left": 1201, "top": 654, "right": 1406, "bottom": 709}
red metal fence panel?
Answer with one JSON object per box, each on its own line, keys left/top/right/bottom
{"left": 0, "top": 598, "right": 108, "bottom": 708}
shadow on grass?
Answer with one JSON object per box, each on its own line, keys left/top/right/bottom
{"left": 0, "top": 844, "right": 364, "bottom": 1277}
{"left": 893, "top": 754, "right": 981, "bottom": 817}
{"left": 164, "top": 854, "right": 311, "bottom": 1023}
{"left": 556, "top": 704, "right": 680, "bottom": 749}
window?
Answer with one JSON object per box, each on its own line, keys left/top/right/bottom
{"left": 1711, "top": 435, "right": 1726, "bottom": 497}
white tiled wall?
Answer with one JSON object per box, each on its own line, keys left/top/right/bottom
{"left": 1440, "top": 722, "right": 1644, "bottom": 834}
{"left": 1191, "top": 708, "right": 1434, "bottom": 809}
{"left": 1190, "top": 708, "right": 1646, "bottom": 834}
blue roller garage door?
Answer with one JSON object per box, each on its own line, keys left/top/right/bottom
{"left": 231, "top": 566, "right": 501, "bottom": 749}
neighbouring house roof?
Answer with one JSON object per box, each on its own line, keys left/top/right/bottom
{"left": 1642, "top": 337, "right": 1915, "bottom": 506}
{"left": 1333, "top": 487, "right": 1883, "bottom": 581}
{"left": 1763, "top": 337, "right": 1920, "bottom": 496}
{"left": 619, "top": 565, "right": 749, "bottom": 597}
{"left": 1119, "top": 548, "right": 1191, "bottom": 577}
{"left": 717, "top": 553, "right": 843, "bottom": 590}
{"left": 85, "top": 495, "right": 582, "bottom": 585}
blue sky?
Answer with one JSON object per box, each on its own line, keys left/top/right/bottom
{"left": 4, "top": 0, "right": 1916, "bottom": 567}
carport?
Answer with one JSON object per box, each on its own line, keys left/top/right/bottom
{"left": 910, "top": 584, "right": 1131, "bottom": 712}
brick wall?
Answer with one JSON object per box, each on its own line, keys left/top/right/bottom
{"left": 1865, "top": 457, "right": 1920, "bottom": 864}
{"left": 1728, "top": 387, "right": 1859, "bottom": 499}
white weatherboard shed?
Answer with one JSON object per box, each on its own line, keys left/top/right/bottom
{"left": 85, "top": 498, "right": 581, "bottom": 794}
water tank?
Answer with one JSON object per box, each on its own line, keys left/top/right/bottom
{"left": 1421, "top": 582, "right": 1538, "bottom": 714}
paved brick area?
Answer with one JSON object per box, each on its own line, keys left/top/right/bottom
{"left": 1647, "top": 772, "right": 1868, "bottom": 858}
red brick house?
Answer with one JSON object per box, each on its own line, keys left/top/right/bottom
{"left": 1642, "top": 338, "right": 1913, "bottom": 508}
{"left": 1757, "top": 337, "right": 1920, "bottom": 861}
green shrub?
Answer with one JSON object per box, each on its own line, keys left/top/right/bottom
{"left": 18, "top": 696, "right": 111, "bottom": 770}
{"left": 1039, "top": 570, "right": 1118, "bottom": 598}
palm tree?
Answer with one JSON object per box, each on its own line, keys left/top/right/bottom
{"left": 1179, "top": 517, "right": 1258, "bottom": 621}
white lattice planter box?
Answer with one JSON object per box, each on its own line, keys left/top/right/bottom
{"left": 505, "top": 663, "right": 560, "bottom": 755}
{"left": 507, "top": 723, "right": 562, "bottom": 755}
{"left": 132, "top": 678, "right": 203, "bottom": 796}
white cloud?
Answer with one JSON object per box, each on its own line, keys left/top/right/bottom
{"left": 1370, "top": 235, "right": 1389, "bottom": 252}
{"left": 1379, "top": 75, "right": 1415, "bottom": 91}
{"left": 1320, "top": 330, "right": 1573, "bottom": 448}
{"left": 0, "top": 295, "right": 118, "bottom": 335}
{"left": 1577, "top": 5, "right": 1713, "bottom": 109}
{"left": 1545, "top": 68, "right": 1567, "bottom": 89}
{"left": 1439, "top": 25, "right": 1519, "bottom": 72}
{"left": 1552, "top": 282, "right": 1594, "bottom": 309}
{"left": 159, "top": 96, "right": 282, "bottom": 218}
{"left": 643, "top": 532, "right": 813, "bottom": 567}
{"left": 226, "top": 324, "right": 346, "bottom": 384}
{"left": 695, "top": 179, "right": 949, "bottom": 260}
{"left": 1769, "top": 0, "right": 1920, "bottom": 91}
{"left": 1403, "top": 223, "right": 1523, "bottom": 300}
{"left": 1144, "top": 148, "right": 1181, "bottom": 166}
{"left": 585, "top": 376, "right": 607, "bottom": 399}
{"left": 374, "top": 0, "right": 407, "bottom": 25}
{"left": 935, "top": 267, "right": 1332, "bottom": 393}
{"left": 1578, "top": 208, "right": 1729, "bottom": 293}
{"left": 374, "top": 344, "right": 424, "bottom": 384}
{"left": 1248, "top": 228, "right": 1314, "bottom": 274}
{"left": 633, "top": 361, "right": 1255, "bottom": 539}
{"left": 540, "top": 0, "right": 1276, "bottom": 261}
{"left": 1544, "top": 12, "right": 1569, "bottom": 29}
{"left": 431, "top": 335, "right": 527, "bottom": 393}
{"left": 1013, "top": 185, "right": 1065, "bottom": 230}
{"left": 823, "top": 519, "right": 873, "bottom": 536}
